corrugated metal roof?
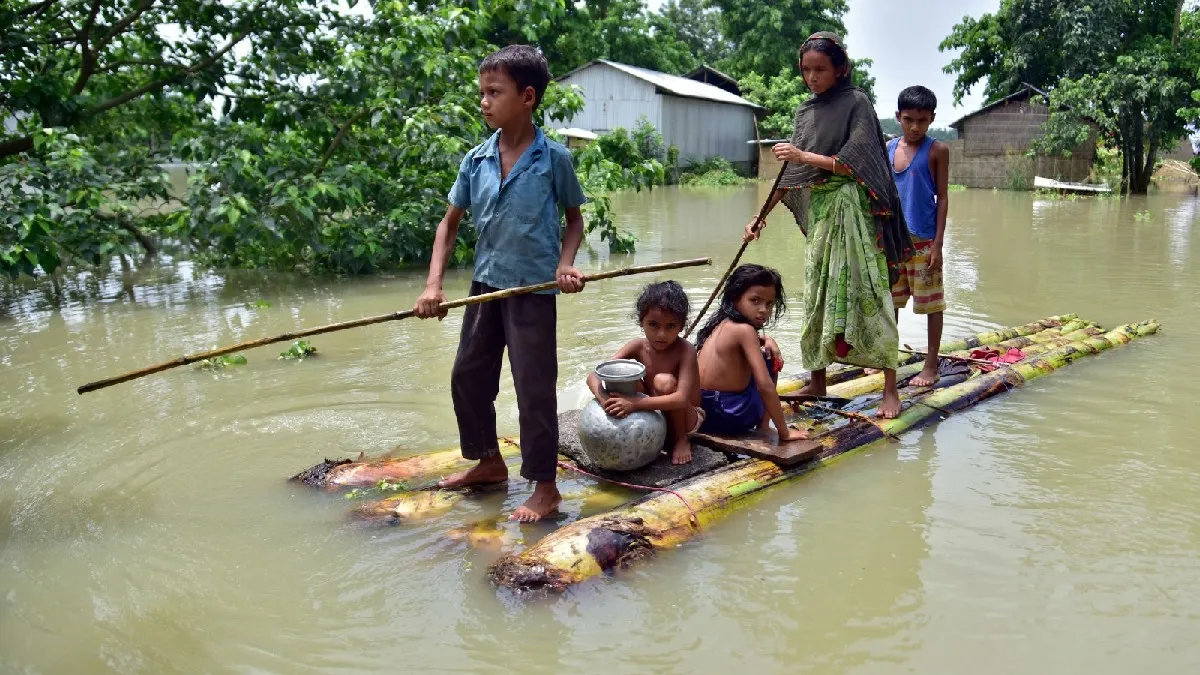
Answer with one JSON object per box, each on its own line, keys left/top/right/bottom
{"left": 948, "top": 83, "right": 1051, "bottom": 130}
{"left": 559, "top": 60, "right": 764, "bottom": 110}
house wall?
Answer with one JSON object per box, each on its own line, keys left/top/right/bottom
{"left": 550, "top": 64, "right": 661, "bottom": 133}
{"left": 660, "top": 96, "right": 756, "bottom": 170}
{"left": 951, "top": 100, "right": 1097, "bottom": 189}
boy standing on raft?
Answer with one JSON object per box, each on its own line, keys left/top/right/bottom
{"left": 413, "top": 45, "right": 588, "bottom": 522}
{"left": 744, "top": 32, "right": 914, "bottom": 419}
{"left": 888, "top": 86, "right": 950, "bottom": 386}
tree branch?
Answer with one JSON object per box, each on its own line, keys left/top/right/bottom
{"left": 0, "top": 135, "right": 34, "bottom": 160}
{"left": 70, "top": 0, "right": 105, "bottom": 95}
{"left": 17, "top": 0, "right": 57, "bottom": 18}
{"left": 82, "top": 27, "right": 250, "bottom": 117}
{"left": 115, "top": 218, "right": 158, "bottom": 256}
{"left": 1172, "top": 0, "right": 1185, "bottom": 48}
{"left": 96, "top": 0, "right": 155, "bottom": 50}
{"left": 314, "top": 106, "right": 374, "bottom": 177}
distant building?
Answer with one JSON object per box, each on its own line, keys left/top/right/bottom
{"left": 549, "top": 59, "right": 764, "bottom": 171}
{"left": 684, "top": 65, "right": 742, "bottom": 97}
{"left": 947, "top": 83, "right": 1098, "bottom": 189}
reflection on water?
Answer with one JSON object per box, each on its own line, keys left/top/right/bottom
{"left": 2, "top": 187, "right": 1199, "bottom": 673}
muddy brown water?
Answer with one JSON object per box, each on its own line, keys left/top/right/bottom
{"left": 2, "top": 186, "right": 1199, "bottom": 673}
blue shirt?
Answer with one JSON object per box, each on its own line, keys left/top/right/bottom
{"left": 887, "top": 136, "right": 939, "bottom": 241}
{"left": 448, "top": 127, "right": 587, "bottom": 293}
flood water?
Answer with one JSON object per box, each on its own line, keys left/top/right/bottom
{"left": 2, "top": 185, "right": 1199, "bottom": 673}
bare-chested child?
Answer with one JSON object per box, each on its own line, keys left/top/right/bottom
{"left": 586, "top": 281, "right": 702, "bottom": 465}
{"left": 693, "top": 264, "right": 806, "bottom": 442}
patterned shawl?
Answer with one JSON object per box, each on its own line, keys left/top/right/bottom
{"left": 778, "top": 81, "right": 914, "bottom": 284}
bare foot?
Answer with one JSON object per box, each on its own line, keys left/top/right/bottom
{"left": 510, "top": 481, "right": 561, "bottom": 523}
{"left": 864, "top": 368, "right": 881, "bottom": 375}
{"left": 437, "top": 455, "right": 508, "bottom": 489}
{"left": 670, "top": 438, "right": 693, "bottom": 465}
{"left": 794, "top": 381, "right": 826, "bottom": 398}
{"left": 876, "top": 388, "right": 902, "bottom": 419}
{"left": 910, "top": 365, "right": 940, "bottom": 387}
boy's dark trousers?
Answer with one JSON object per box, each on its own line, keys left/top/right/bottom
{"left": 450, "top": 281, "right": 558, "bottom": 482}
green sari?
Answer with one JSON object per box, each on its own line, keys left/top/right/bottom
{"left": 800, "top": 175, "right": 900, "bottom": 372}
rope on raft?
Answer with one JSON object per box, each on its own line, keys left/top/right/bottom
{"left": 556, "top": 460, "right": 701, "bottom": 529}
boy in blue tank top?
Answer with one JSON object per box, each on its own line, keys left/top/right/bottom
{"left": 887, "top": 86, "right": 950, "bottom": 386}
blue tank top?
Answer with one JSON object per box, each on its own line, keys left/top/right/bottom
{"left": 887, "top": 136, "right": 938, "bottom": 240}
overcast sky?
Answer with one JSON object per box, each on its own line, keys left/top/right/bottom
{"left": 646, "top": 0, "right": 1002, "bottom": 124}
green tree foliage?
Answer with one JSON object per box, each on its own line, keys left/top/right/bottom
{"left": 660, "top": 0, "right": 729, "bottom": 67}
{"left": 532, "top": 0, "right": 697, "bottom": 76}
{"left": 0, "top": 0, "right": 585, "bottom": 279}
{"left": 942, "top": 0, "right": 1200, "bottom": 194}
{"left": 570, "top": 119, "right": 667, "bottom": 253}
{"left": 708, "top": 0, "right": 848, "bottom": 79}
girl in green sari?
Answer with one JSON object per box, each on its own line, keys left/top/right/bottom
{"left": 744, "top": 32, "right": 914, "bottom": 418}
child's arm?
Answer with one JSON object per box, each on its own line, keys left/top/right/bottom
{"left": 586, "top": 341, "right": 641, "bottom": 403}
{"left": 603, "top": 344, "right": 699, "bottom": 417}
{"left": 930, "top": 141, "right": 951, "bottom": 273}
{"left": 736, "top": 325, "right": 803, "bottom": 441}
{"left": 557, "top": 206, "right": 585, "bottom": 293}
{"left": 414, "top": 205, "right": 467, "bottom": 319}
{"left": 553, "top": 147, "right": 588, "bottom": 293}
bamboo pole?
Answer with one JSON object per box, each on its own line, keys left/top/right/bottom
{"left": 683, "top": 163, "right": 789, "bottom": 339}
{"left": 77, "top": 257, "right": 712, "bottom": 395}
{"left": 488, "top": 321, "right": 1159, "bottom": 592}
{"left": 290, "top": 315, "right": 1079, "bottom": 490}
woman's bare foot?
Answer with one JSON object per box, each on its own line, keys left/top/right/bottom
{"left": 864, "top": 368, "right": 881, "bottom": 375}
{"left": 437, "top": 455, "right": 509, "bottom": 489}
{"left": 670, "top": 438, "right": 693, "bottom": 465}
{"left": 876, "top": 388, "right": 902, "bottom": 419}
{"left": 794, "top": 381, "right": 826, "bottom": 398}
{"left": 511, "top": 481, "right": 561, "bottom": 522}
{"left": 910, "top": 364, "right": 940, "bottom": 387}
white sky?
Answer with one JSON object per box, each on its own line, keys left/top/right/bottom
{"left": 646, "top": 0, "right": 1002, "bottom": 123}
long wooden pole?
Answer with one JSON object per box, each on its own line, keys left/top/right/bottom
{"left": 77, "top": 257, "right": 712, "bottom": 395}
{"left": 683, "top": 161, "right": 788, "bottom": 339}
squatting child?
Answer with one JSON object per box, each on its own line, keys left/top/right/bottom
{"left": 586, "top": 281, "right": 703, "bottom": 465}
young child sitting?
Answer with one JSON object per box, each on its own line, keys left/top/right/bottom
{"left": 693, "top": 264, "right": 806, "bottom": 441}
{"left": 586, "top": 281, "right": 702, "bottom": 465}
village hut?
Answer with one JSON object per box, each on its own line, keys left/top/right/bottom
{"left": 947, "top": 83, "right": 1098, "bottom": 189}
{"left": 549, "top": 60, "right": 764, "bottom": 172}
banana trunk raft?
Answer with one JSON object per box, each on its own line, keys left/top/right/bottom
{"left": 486, "top": 320, "right": 1159, "bottom": 592}
{"left": 292, "top": 314, "right": 1082, "bottom": 492}
{"left": 285, "top": 315, "right": 1158, "bottom": 590}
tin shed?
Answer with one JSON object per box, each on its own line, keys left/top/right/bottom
{"left": 549, "top": 59, "right": 763, "bottom": 171}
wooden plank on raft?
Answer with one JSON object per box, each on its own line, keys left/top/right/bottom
{"left": 690, "top": 430, "right": 823, "bottom": 466}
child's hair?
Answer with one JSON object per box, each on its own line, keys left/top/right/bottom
{"left": 897, "top": 86, "right": 937, "bottom": 113}
{"left": 694, "top": 264, "right": 787, "bottom": 351}
{"left": 635, "top": 280, "right": 689, "bottom": 325}
{"left": 799, "top": 33, "right": 851, "bottom": 86}
{"left": 479, "top": 45, "right": 551, "bottom": 108}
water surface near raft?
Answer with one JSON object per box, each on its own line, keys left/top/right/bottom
{"left": 2, "top": 188, "right": 1198, "bottom": 673}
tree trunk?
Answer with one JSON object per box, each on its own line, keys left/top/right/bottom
{"left": 488, "top": 322, "right": 1161, "bottom": 592}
